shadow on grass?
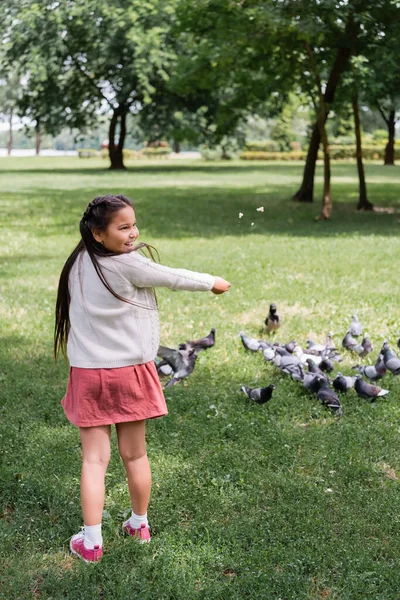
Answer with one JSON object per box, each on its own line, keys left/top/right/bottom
{"left": 7, "top": 181, "right": 400, "bottom": 240}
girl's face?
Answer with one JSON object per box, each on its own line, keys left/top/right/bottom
{"left": 93, "top": 205, "right": 139, "bottom": 253}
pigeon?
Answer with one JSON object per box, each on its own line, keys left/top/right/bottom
{"left": 265, "top": 303, "right": 280, "bottom": 334}
{"left": 157, "top": 345, "right": 198, "bottom": 387}
{"left": 319, "top": 357, "right": 335, "bottom": 373}
{"left": 279, "top": 361, "right": 304, "bottom": 381}
{"left": 306, "top": 358, "right": 328, "bottom": 379}
{"left": 292, "top": 346, "right": 322, "bottom": 365}
{"left": 241, "top": 384, "right": 276, "bottom": 404}
{"left": 239, "top": 331, "right": 261, "bottom": 352}
{"left": 354, "top": 375, "right": 389, "bottom": 402}
{"left": 154, "top": 358, "right": 174, "bottom": 376}
{"left": 397, "top": 337, "right": 400, "bottom": 350}
{"left": 348, "top": 314, "right": 363, "bottom": 337}
{"left": 342, "top": 332, "right": 364, "bottom": 355}
{"left": 352, "top": 358, "right": 386, "bottom": 382}
{"left": 260, "top": 343, "right": 275, "bottom": 362}
{"left": 284, "top": 340, "right": 297, "bottom": 354}
{"left": 185, "top": 328, "right": 216, "bottom": 351}
{"left": 332, "top": 372, "right": 356, "bottom": 393}
{"left": 359, "top": 334, "right": 373, "bottom": 358}
{"left": 381, "top": 344, "right": 400, "bottom": 375}
{"left": 315, "top": 378, "right": 343, "bottom": 416}
{"left": 302, "top": 372, "right": 323, "bottom": 394}
{"left": 324, "top": 332, "right": 337, "bottom": 351}
{"left": 306, "top": 339, "right": 327, "bottom": 355}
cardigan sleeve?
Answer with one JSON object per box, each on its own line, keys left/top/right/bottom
{"left": 114, "top": 252, "right": 215, "bottom": 292}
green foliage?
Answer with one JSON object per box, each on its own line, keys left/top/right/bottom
{"left": 141, "top": 147, "right": 172, "bottom": 157}
{"left": 77, "top": 148, "right": 99, "bottom": 158}
{"left": 244, "top": 141, "right": 281, "bottom": 152}
{"left": 241, "top": 150, "right": 306, "bottom": 161}
{"left": 373, "top": 129, "right": 390, "bottom": 143}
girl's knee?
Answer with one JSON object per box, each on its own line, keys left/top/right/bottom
{"left": 82, "top": 448, "right": 111, "bottom": 468}
{"left": 119, "top": 447, "right": 147, "bottom": 464}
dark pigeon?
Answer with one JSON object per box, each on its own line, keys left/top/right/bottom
{"left": 306, "top": 359, "right": 328, "bottom": 380}
{"left": 332, "top": 372, "right": 356, "bottom": 393}
{"left": 302, "top": 372, "right": 323, "bottom": 394}
{"left": 284, "top": 340, "right": 297, "bottom": 354}
{"left": 157, "top": 345, "right": 198, "bottom": 388}
{"left": 354, "top": 375, "right": 389, "bottom": 402}
{"left": 185, "top": 328, "right": 216, "bottom": 352}
{"left": 265, "top": 303, "right": 280, "bottom": 334}
{"left": 319, "top": 357, "right": 335, "bottom": 373}
{"left": 241, "top": 384, "right": 276, "bottom": 404}
{"left": 155, "top": 357, "right": 174, "bottom": 377}
{"left": 315, "top": 379, "right": 343, "bottom": 416}
{"left": 359, "top": 334, "right": 373, "bottom": 358}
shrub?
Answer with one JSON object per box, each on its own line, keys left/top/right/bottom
{"left": 244, "top": 140, "right": 280, "bottom": 152}
{"left": 372, "top": 129, "right": 388, "bottom": 143}
{"left": 290, "top": 141, "right": 302, "bottom": 151}
{"left": 240, "top": 151, "right": 306, "bottom": 161}
{"left": 141, "top": 147, "right": 172, "bottom": 157}
{"left": 77, "top": 148, "right": 99, "bottom": 158}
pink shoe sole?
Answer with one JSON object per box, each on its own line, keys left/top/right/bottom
{"left": 122, "top": 521, "right": 151, "bottom": 543}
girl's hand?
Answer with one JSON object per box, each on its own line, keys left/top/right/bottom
{"left": 211, "top": 277, "right": 231, "bottom": 295}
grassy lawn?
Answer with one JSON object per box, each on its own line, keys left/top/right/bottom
{"left": 1, "top": 157, "right": 400, "bottom": 599}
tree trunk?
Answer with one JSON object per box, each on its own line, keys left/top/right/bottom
{"left": 35, "top": 131, "right": 41, "bottom": 155}
{"left": 7, "top": 109, "right": 13, "bottom": 156}
{"left": 384, "top": 109, "right": 395, "bottom": 166}
{"left": 173, "top": 140, "right": 180, "bottom": 153}
{"left": 108, "top": 107, "right": 127, "bottom": 170}
{"left": 293, "top": 15, "right": 360, "bottom": 202}
{"left": 352, "top": 93, "right": 374, "bottom": 211}
{"left": 317, "top": 105, "right": 332, "bottom": 220}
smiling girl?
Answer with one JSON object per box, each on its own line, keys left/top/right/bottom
{"left": 54, "top": 194, "right": 230, "bottom": 562}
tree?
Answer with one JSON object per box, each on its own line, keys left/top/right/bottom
{"left": 0, "top": 69, "right": 22, "bottom": 155}
{"left": 3, "top": 0, "right": 179, "bottom": 169}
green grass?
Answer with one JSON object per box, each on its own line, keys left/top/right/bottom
{"left": 1, "top": 157, "right": 400, "bottom": 599}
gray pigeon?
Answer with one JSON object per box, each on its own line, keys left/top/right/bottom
{"left": 155, "top": 358, "right": 174, "bottom": 377}
{"left": 359, "top": 334, "right": 373, "bottom": 358}
{"left": 157, "top": 345, "right": 198, "bottom": 387}
{"left": 332, "top": 372, "right": 356, "bottom": 393}
{"left": 241, "top": 384, "right": 276, "bottom": 404}
{"left": 265, "top": 304, "right": 280, "bottom": 334}
{"left": 382, "top": 344, "right": 400, "bottom": 375}
{"left": 348, "top": 314, "right": 363, "bottom": 337}
{"left": 397, "top": 337, "right": 400, "bottom": 350}
{"left": 342, "top": 332, "right": 364, "bottom": 355}
{"left": 306, "top": 339, "right": 327, "bottom": 355}
{"left": 239, "top": 331, "right": 260, "bottom": 352}
{"left": 279, "top": 362, "right": 304, "bottom": 382}
{"left": 352, "top": 358, "right": 386, "bottom": 382}
{"left": 354, "top": 374, "right": 389, "bottom": 402}
{"left": 319, "top": 357, "right": 335, "bottom": 373}
{"left": 315, "top": 379, "right": 343, "bottom": 416}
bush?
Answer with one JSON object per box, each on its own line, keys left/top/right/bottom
{"left": 372, "top": 129, "right": 388, "bottom": 143}
{"left": 240, "top": 151, "right": 306, "bottom": 161}
{"left": 77, "top": 148, "right": 99, "bottom": 158}
{"left": 141, "top": 147, "right": 172, "bottom": 157}
{"left": 244, "top": 140, "right": 280, "bottom": 152}
{"left": 290, "top": 141, "right": 302, "bottom": 151}
{"left": 100, "top": 148, "right": 145, "bottom": 160}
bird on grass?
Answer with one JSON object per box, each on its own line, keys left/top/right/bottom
{"left": 157, "top": 345, "right": 198, "bottom": 388}
{"left": 359, "top": 334, "right": 373, "bottom": 358}
{"left": 352, "top": 357, "right": 386, "bottom": 382}
{"left": 265, "top": 303, "right": 280, "bottom": 334}
{"left": 306, "top": 339, "right": 327, "bottom": 355}
{"left": 381, "top": 342, "right": 400, "bottom": 375}
{"left": 239, "top": 331, "right": 261, "bottom": 352}
{"left": 354, "top": 375, "right": 389, "bottom": 402}
{"left": 348, "top": 314, "right": 363, "bottom": 337}
{"left": 302, "top": 372, "right": 323, "bottom": 394}
{"left": 184, "top": 328, "right": 216, "bottom": 352}
{"left": 332, "top": 373, "right": 356, "bottom": 394}
{"left": 241, "top": 384, "right": 276, "bottom": 404}
{"left": 154, "top": 357, "right": 173, "bottom": 377}
{"left": 315, "top": 378, "right": 343, "bottom": 416}
{"left": 397, "top": 337, "right": 400, "bottom": 350}
{"left": 342, "top": 332, "right": 364, "bottom": 355}
{"left": 319, "top": 357, "right": 335, "bottom": 373}
{"left": 259, "top": 342, "right": 275, "bottom": 362}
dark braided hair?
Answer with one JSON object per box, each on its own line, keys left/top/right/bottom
{"left": 54, "top": 194, "right": 157, "bottom": 360}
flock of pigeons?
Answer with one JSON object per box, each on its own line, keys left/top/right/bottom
{"left": 155, "top": 303, "right": 400, "bottom": 418}
{"left": 240, "top": 305, "right": 400, "bottom": 416}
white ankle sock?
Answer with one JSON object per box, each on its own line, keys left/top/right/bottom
{"left": 84, "top": 524, "right": 103, "bottom": 549}
{"left": 129, "top": 510, "right": 148, "bottom": 529}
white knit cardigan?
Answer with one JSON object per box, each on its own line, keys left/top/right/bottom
{"left": 67, "top": 250, "right": 215, "bottom": 368}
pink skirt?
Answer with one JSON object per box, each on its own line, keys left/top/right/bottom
{"left": 61, "top": 361, "right": 168, "bottom": 428}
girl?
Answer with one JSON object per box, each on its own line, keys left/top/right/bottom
{"left": 54, "top": 194, "right": 231, "bottom": 563}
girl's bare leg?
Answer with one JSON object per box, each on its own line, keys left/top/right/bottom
{"left": 115, "top": 420, "right": 151, "bottom": 515}
{"left": 79, "top": 425, "right": 111, "bottom": 526}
